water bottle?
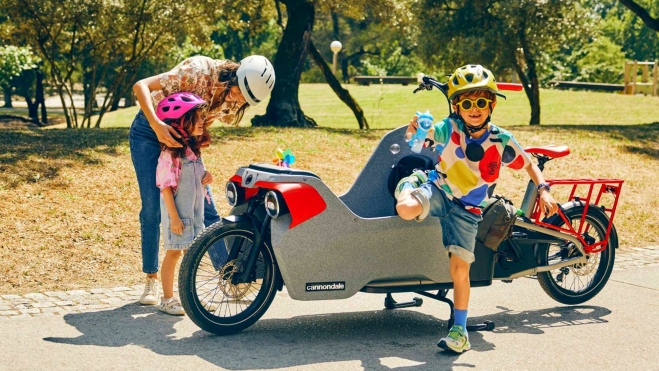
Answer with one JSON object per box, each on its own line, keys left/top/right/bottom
{"left": 409, "top": 111, "right": 433, "bottom": 153}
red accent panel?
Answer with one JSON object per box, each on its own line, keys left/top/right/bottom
{"left": 255, "top": 181, "right": 327, "bottom": 229}
{"left": 229, "top": 175, "right": 258, "bottom": 200}
{"left": 524, "top": 145, "right": 570, "bottom": 159}
{"left": 496, "top": 83, "right": 523, "bottom": 91}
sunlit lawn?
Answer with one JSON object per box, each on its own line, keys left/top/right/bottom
{"left": 38, "top": 83, "right": 659, "bottom": 129}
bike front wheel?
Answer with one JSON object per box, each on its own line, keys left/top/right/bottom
{"left": 179, "top": 220, "right": 279, "bottom": 335}
{"left": 537, "top": 205, "right": 616, "bottom": 305}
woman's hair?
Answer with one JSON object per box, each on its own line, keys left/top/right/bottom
{"left": 211, "top": 61, "right": 249, "bottom": 126}
{"left": 161, "top": 108, "right": 210, "bottom": 158}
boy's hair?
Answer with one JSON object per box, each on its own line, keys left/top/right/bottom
{"left": 161, "top": 108, "right": 209, "bottom": 159}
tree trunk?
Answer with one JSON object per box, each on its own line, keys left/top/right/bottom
{"left": 516, "top": 29, "right": 541, "bottom": 126}
{"left": 3, "top": 86, "right": 12, "bottom": 108}
{"left": 35, "top": 70, "right": 47, "bottom": 125}
{"left": 308, "top": 40, "right": 369, "bottom": 130}
{"left": 252, "top": 0, "right": 316, "bottom": 128}
{"left": 26, "top": 98, "right": 38, "bottom": 123}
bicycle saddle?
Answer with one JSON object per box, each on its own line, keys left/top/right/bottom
{"left": 524, "top": 145, "right": 570, "bottom": 159}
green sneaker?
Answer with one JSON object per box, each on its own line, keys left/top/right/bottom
{"left": 394, "top": 170, "right": 428, "bottom": 199}
{"left": 437, "top": 325, "right": 471, "bottom": 353}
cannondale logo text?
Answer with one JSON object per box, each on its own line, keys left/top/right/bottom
{"left": 305, "top": 281, "right": 346, "bottom": 292}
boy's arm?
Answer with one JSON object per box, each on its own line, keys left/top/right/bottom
{"left": 525, "top": 163, "right": 559, "bottom": 216}
{"left": 161, "top": 187, "right": 184, "bottom": 234}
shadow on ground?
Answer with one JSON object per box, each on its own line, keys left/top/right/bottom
{"left": 45, "top": 303, "right": 610, "bottom": 370}
{"left": 0, "top": 126, "right": 383, "bottom": 190}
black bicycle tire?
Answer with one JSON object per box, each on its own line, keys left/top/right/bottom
{"left": 536, "top": 206, "right": 616, "bottom": 305}
{"left": 179, "top": 220, "right": 279, "bottom": 335}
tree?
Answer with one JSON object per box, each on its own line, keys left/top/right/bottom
{"left": 0, "top": 45, "right": 38, "bottom": 108}
{"left": 253, "top": 0, "right": 415, "bottom": 128}
{"left": 415, "top": 0, "right": 593, "bottom": 125}
{"left": 312, "top": 8, "right": 420, "bottom": 83}
{"left": 3, "top": 0, "right": 221, "bottom": 128}
{"left": 619, "top": 0, "right": 659, "bottom": 31}
{"left": 252, "top": 0, "right": 317, "bottom": 128}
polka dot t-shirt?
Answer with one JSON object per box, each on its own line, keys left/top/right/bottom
{"left": 430, "top": 118, "right": 531, "bottom": 211}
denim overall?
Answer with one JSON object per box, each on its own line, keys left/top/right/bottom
{"left": 160, "top": 155, "right": 206, "bottom": 250}
{"left": 130, "top": 110, "right": 228, "bottom": 269}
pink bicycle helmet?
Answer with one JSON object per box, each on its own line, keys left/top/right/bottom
{"left": 156, "top": 92, "right": 207, "bottom": 121}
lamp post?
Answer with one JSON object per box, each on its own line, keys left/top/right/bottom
{"left": 330, "top": 41, "right": 342, "bottom": 75}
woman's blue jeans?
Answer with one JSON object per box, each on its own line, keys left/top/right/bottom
{"left": 129, "top": 111, "right": 227, "bottom": 274}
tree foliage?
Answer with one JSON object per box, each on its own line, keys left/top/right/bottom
{"left": 310, "top": 2, "right": 419, "bottom": 82}
{"left": 0, "top": 45, "right": 38, "bottom": 90}
{"left": 2, "top": 0, "right": 221, "bottom": 128}
{"left": 414, "top": 0, "right": 594, "bottom": 125}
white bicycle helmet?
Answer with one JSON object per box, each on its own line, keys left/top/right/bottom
{"left": 237, "top": 55, "right": 275, "bottom": 106}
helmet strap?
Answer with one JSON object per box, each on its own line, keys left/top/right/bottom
{"left": 452, "top": 111, "right": 491, "bottom": 137}
{"left": 171, "top": 118, "right": 190, "bottom": 145}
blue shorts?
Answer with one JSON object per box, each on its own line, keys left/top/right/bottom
{"left": 417, "top": 182, "right": 482, "bottom": 263}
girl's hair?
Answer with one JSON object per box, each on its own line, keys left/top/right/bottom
{"left": 161, "top": 108, "right": 210, "bottom": 158}
{"left": 211, "top": 61, "right": 249, "bottom": 126}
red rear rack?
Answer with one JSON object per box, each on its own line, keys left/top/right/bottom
{"left": 531, "top": 178, "right": 624, "bottom": 254}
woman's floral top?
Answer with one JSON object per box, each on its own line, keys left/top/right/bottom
{"left": 151, "top": 56, "right": 243, "bottom": 126}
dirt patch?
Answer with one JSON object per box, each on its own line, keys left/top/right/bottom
{"left": 0, "top": 114, "right": 64, "bottom": 129}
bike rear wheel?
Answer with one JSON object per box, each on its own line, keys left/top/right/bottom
{"left": 179, "top": 221, "right": 279, "bottom": 335}
{"left": 537, "top": 206, "right": 616, "bottom": 305}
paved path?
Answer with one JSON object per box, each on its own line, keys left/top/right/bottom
{"left": 2, "top": 246, "right": 658, "bottom": 319}
{"left": 2, "top": 263, "right": 658, "bottom": 370}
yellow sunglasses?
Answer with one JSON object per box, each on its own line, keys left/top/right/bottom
{"left": 456, "top": 97, "right": 492, "bottom": 111}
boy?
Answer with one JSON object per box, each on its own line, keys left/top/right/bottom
{"left": 395, "top": 64, "right": 558, "bottom": 353}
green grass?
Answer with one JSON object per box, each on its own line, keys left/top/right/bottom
{"left": 68, "top": 83, "right": 659, "bottom": 129}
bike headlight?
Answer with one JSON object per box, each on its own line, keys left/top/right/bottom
{"left": 226, "top": 181, "right": 240, "bottom": 207}
{"left": 264, "top": 191, "right": 280, "bottom": 218}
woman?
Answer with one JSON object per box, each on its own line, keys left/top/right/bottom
{"left": 130, "top": 55, "right": 275, "bottom": 305}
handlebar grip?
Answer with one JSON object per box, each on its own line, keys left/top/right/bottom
{"left": 497, "top": 83, "right": 523, "bottom": 91}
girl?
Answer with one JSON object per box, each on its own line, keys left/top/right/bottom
{"left": 155, "top": 92, "right": 212, "bottom": 315}
{"left": 130, "top": 55, "right": 275, "bottom": 306}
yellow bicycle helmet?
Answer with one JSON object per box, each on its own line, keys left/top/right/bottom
{"left": 447, "top": 64, "right": 505, "bottom": 101}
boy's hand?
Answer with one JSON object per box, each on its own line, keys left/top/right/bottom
{"left": 201, "top": 171, "right": 213, "bottom": 185}
{"left": 539, "top": 190, "right": 559, "bottom": 216}
{"left": 170, "top": 216, "right": 184, "bottom": 235}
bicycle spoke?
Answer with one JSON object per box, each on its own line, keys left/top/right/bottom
{"left": 191, "top": 232, "right": 271, "bottom": 320}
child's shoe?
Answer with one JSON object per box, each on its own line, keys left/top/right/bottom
{"left": 158, "top": 297, "right": 185, "bottom": 316}
{"left": 437, "top": 325, "right": 471, "bottom": 353}
{"left": 394, "top": 169, "right": 428, "bottom": 199}
{"left": 139, "top": 277, "right": 159, "bottom": 305}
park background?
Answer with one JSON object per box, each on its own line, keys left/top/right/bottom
{"left": 0, "top": 0, "right": 658, "bottom": 295}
